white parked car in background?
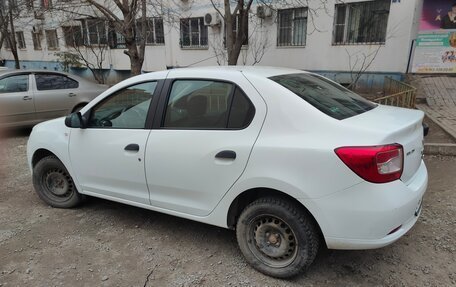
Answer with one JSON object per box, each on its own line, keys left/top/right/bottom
{"left": 27, "top": 67, "right": 428, "bottom": 278}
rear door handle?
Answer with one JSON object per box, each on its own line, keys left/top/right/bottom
{"left": 124, "top": 144, "right": 140, "bottom": 152}
{"left": 23, "top": 96, "right": 33, "bottom": 101}
{"left": 215, "top": 150, "right": 236, "bottom": 160}
{"left": 68, "top": 93, "right": 77, "bottom": 97}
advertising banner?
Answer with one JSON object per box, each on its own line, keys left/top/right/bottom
{"left": 412, "top": 1, "right": 456, "bottom": 73}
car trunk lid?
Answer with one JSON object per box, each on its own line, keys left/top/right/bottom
{"left": 343, "top": 105, "right": 425, "bottom": 184}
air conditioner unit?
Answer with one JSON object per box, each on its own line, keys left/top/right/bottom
{"left": 204, "top": 13, "right": 221, "bottom": 26}
{"left": 257, "top": 6, "right": 273, "bottom": 19}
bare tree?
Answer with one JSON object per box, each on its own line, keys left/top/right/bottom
{"left": 55, "top": 41, "right": 109, "bottom": 84}
{"left": 209, "top": 0, "right": 333, "bottom": 66}
{"left": 345, "top": 46, "right": 382, "bottom": 90}
{"left": 75, "top": 0, "right": 147, "bottom": 76}
{"left": 0, "top": 0, "right": 23, "bottom": 69}
{"left": 210, "top": 0, "right": 253, "bottom": 65}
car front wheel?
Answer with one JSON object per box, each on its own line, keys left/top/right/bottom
{"left": 33, "top": 155, "right": 85, "bottom": 208}
{"left": 236, "top": 197, "right": 319, "bottom": 278}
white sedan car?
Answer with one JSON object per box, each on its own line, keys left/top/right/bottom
{"left": 27, "top": 67, "right": 428, "bottom": 278}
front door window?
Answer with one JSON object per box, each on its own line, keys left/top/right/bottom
{"left": 88, "top": 82, "right": 157, "bottom": 129}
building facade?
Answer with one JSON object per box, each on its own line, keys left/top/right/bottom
{"left": 0, "top": 0, "right": 425, "bottom": 88}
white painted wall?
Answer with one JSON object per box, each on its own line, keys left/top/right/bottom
{"left": 1, "top": 0, "right": 421, "bottom": 74}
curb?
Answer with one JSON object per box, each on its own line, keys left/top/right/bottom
{"left": 417, "top": 105, "right": 456, "bottom": 142}
{"left": 424, "top": 143, "right": 456, "bottom": 156}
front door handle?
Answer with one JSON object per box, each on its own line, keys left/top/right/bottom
{"left": 68, "top": 93, "right": 76, "bottom": 97}
{"left": 23, "top": 96, "right": 33, "bottom": 101}
{"left": 215, "top": 150, "right": 236, "bottom": 160}
{"left": 124, "top": 144, "right": 140, "bottom": 152}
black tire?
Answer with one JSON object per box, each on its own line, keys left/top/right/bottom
{"left": 32, "top": 155, "right": 85, "bottom": 208}
{"left": 236, "top": 197, "right": 319, "bottom": 278}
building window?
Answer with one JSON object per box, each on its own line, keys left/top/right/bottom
{"left": 224, "top": 14, "right": 248, "bottom": 47}
{"left": 83, "top": 19, "right": 107, "bottom": 46}
{"left": 4, "top": 36, "right": 11, "bottom": 49}
{"left": 277, "top": 8, "right": 307, "bottom": 47}
{"left": 180, "top": 17, "right": 208, "bottom": 48}
{"left": 32, "top": 31, "right": 42, "bottom": 50}
{"left": 8, "top": 0, "right": 19, "bottom": 12}
{"left": 136, "top": 18, "right": 165, "bottom": 45}
{"left": 62, "top": 26, "right": 83, "bottom": 47}
{"left": 41, "top": 0, "right": 52, "bottom": 9}
{"left": 26, "top": 0, "right": 34, "bottom": 10}
{"left": 45, "top": 29, "right": 59, "bottom": 50}
{"left": 108, "top": 26, "right": 126, "bottom": 49}
{"left": 333, "top": 0, "right": 391, "bottom": 45}
{"left": 16, "top": 31, "right": 26, "bottom": 49}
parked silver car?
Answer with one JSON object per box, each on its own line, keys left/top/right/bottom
{"left": 0, "top": 69, "right": 107, "bottom": 128}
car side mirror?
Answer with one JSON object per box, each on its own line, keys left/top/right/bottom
{"left": 65, "top": 112, "right": 87, "bottom": 129}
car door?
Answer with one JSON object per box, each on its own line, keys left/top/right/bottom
{"left": 0, "top": 73, "right": 35, "bottom": 126}
{"left": 33, "top": 73, "right": 80, "bottom": 121}
{"left": 68, "top": 81, "right": 160, "bottom": 204}
{"left": 144, "top": 75, "right": 266, "bottom": 216}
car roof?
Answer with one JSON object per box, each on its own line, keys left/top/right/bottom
{"left": 0, "top": 69, "right": 100, "bottom": 85}
{"left": 167, "top": 66, "right": 309, "bottom": 78}
{"left": 0, "top": 69, "right": 74, "bottom": 76}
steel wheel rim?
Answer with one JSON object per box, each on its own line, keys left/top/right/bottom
{"left": 42, "top": 168, "right": 73, "bottom": 202}
{"left": 247, "top": 214, "right": 298, "bottom": 268}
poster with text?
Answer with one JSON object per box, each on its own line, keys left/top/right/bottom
{"left": 412, "top": 0, "right": 456, "bottom": 73}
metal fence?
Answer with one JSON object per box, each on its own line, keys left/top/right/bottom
{"left": 374, "top": 76, "right": 417, "bottom": 109}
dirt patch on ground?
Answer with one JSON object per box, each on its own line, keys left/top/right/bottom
{"left": 0, "top": 131, "right": 455, "bottom": 286}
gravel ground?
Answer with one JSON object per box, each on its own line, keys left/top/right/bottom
{"left": 0, "top": 128, "right": 455, "bottom": 287}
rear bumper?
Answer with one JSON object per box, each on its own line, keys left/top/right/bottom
{"left": 300, "top": 160, "right": 428, "bottom": 250}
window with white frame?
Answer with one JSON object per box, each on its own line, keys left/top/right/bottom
{"left": 180, "top": 17, "right": 208, "bottom": 48}
{"left": 333, "top": 0, "right": 391, "bottom": 45}
{"left": 62, "top": 26, "right": 83, "bottom": 47}
{"left": 83, "top": 19, "right": 107, "bottom": 46}
{"left": 136, "top": 18, "right": 165, "bottom": 45}
{"left": 16, "top": 31, "right": 26, "bottom": 49}
{"left": 32, "top": 31, "right": 42, "bottom": 50}
{"left": 277, "top": 8, "right": 307, "bottom": 47}
{"left": 45, "top": 29, "right": 59, "bottom": 49}
{"left": 41, "top": 0, "right": 52, "bottom": 9}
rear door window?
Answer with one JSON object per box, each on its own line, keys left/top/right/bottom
{"left": 35, "top": 74, "right": 79, "bottom": 90}
{"left": 163, "top": 80, "right": 255, "bottom": 129}
{"left": 270, "top": 73, "right": 376, "bottom": 120}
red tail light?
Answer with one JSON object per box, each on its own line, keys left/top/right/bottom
{"left": 335, "top": 144, "right": 403, "bottom": 184}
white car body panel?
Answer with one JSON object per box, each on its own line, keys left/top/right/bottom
{"left": 145, "top": 70, "right": 267, "bottom": 216}
{"left": 27, "top": 66, "right": 428, "bottom": 250}
{"left": 69, "top": 129, "right": 151, "bottom": 204}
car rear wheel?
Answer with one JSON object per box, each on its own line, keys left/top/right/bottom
{"left": 33, "top": 155, "right": 85, "bottom": 208}
{"left": 236, "top": 197, "right": 319, "bottom": 278}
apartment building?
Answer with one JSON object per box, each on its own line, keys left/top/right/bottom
{"left": 0, "top": 0, "right": 435, "bottom": 88}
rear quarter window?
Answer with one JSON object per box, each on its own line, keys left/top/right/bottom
{"left": 269, "top": 73, "right": 376, "bottom": 120}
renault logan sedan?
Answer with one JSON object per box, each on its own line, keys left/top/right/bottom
{"left": 0, "top": 69, "right": 107, "bottom": 128}
{"left": 27, "top": 67, "right": 428, "bottom": 278}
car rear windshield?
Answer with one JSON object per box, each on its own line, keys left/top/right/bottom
{"left": 269, "top": 73, "right": 376, "bottom": 120}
